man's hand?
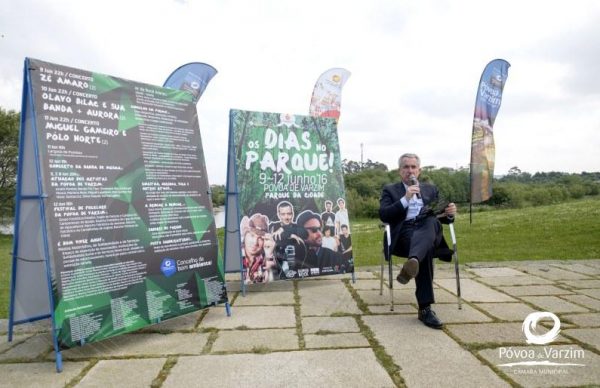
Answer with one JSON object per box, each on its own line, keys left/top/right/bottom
{"left": 444, "top": 203, "right": 457, "bottom": 218}
{"left": 272, "top": 227, "right": 284, "bottom": 241}
{"left": 405, "top": 184, "right": 420, "bottom": 200}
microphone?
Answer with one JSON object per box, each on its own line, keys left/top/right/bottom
{"left": 409, "top": 175, "right": 420, "bottom": 199}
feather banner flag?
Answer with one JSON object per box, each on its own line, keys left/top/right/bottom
{"left": 308, "top": 68, "right": 351, "bottom": 119}
{"left": 163, "top": 62, "right": 218, "bottom": 103}
{"left": 470, "top": 59, "right": 510, "bottom": 204}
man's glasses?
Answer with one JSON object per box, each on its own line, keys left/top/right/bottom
{"left": 304, "top": 227, "right": 321, "bottom": 233}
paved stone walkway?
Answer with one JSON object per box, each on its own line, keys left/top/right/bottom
{"left": 2, "top": 259, "right": 600, "bottom": 387}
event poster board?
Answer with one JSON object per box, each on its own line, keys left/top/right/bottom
{"left": 11, "top": 58, "right": 227, "bottom": 350}
{"left": 225, "top": 110, "right": 354, "bottom": 283}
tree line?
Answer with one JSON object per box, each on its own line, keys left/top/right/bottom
{"left": 341, "top": 159, "right": 600, "bottom": 218}
{"left": 1, "top": 107, "right": 598, "bottom": 221}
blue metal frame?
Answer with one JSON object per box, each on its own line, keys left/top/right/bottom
{"left": 8, "top": 59, "right": 31, "bottom": 343}
{"left": 223, "top": 111, "right": 246, "bottom": 296}
{"left": 8, "top": 59, "right": 63, "bottom": 372}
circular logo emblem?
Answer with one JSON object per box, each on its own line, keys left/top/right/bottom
{"left": 522, "top": 311, "right": 561, "bottom": 345}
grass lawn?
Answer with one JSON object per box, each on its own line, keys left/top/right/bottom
{"left": 352, "top": 196, "right": 600, "bottom": 265}
{"left": 0, "top": 234, "right": 12, "bottom": 320}
{"left": 1, "top": 196, "right": 599, "bottom": 318}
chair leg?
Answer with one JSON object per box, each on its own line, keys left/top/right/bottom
{"left": 388, "top": 246, "right": 394, "bottom": 311}
{"left": 380, "top": 246, "right": 384, "bottom": 296}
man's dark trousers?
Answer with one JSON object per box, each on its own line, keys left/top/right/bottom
{"left": 396, "top": 216, "right": 443, "bottom": 307}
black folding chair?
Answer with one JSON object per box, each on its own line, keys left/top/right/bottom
{"left": 379, "top": 221, "right": 462, "bottom": 311}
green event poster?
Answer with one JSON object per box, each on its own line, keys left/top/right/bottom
{"left": 231, "top": 109, "right": 354, "bottom": 284}
{"left": 27, "top": 58, "right": 227, "bottom": 348}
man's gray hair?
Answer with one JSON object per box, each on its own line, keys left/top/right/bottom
{"left": 398, "top": 153, "right": 421, "bottom": 168}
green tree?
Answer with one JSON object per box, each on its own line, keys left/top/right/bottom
{"left": 0, "top": 108, "right": 20, "bottom": 220}
{"left": 210, "top": 184, "right": 225, "bottom": 207}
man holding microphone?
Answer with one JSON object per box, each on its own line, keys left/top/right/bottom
{"left": 379, "top": 153, "right": 457, "bottom": 329}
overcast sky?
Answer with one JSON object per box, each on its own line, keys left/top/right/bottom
{"left": 1, "top": 0, "right": 600, "bottom": 184}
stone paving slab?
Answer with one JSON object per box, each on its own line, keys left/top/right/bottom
{"left": 139, "top": 311, "right": 201, "bottom": 333}
{"left": 562, "top": 328, "right": 600, "bottom": 351}
{"left": 431, "top": 264, "right": 475, "bottom": 279}
{"left": 0, "top": 333, "right": 53, "bottom": 361}
{"left": 350, "top": 279, "right": 388, "bottom": 290}
{"left": 473, "top": 303, "right": 537, "bottom": 322}
{"left": 561, "top": 294, "right": 600, "bottom": 311}
{"left": 225, "top": 280, "right": 294, "bottom": 292}
{"left": 368, "top": 304, "right": 416, "bottom": 314}
{"left": 233, "top": 290, "right": 295, "bottom": 306}
{"left": 429, "top": 303, "right": 493, "bottom": 324}
{"left": 162, "top": 349, "right": 395, "bottom": 388}
{"left": 0, "top": 318, "right": 51, "bottom": 334}
{"left": 298, "top": 281, "right": 361, "bottom": 316}
{"left": 301, "top": 316, "right": 360, "bottom": 334}
{"left": 579, "top": 288, "right": 600, "bottom": 300}
{"left": 377, "top": 265, "right": 475, "bottom": 281}
{"left": 304, "top": 333, "right": 370, "bottom": 349}
{"left": 77, "top": 358, "right": 167, "bottom": 388}
{"left": 211, "top": 329, "right": 298, "bottom": 352}
{"left": 518, "top": 265, "right": 593, "bottom": 280}
{"left": 479, "top": 345, "right": 600, "bottom": 387}
{"left": 3, "top": 260, "right": 600, "bottom": 387}
{"left": 0, "top": 361, "right": 89, "bottom": 388}
{"left": 356, "top": 289, "right": 413, "bottom": 305}
{"left": 500, "top": 285, "right": 574, "bottom": 296}
{"left": 475, "top": 275, "right": 553, "bottom": 287}
{"left": 436, "top": 278, "right": 517, "bottom": 302}
{"left": 363, "top": 315, "right": 509, "bottom": 387}
{"left": 562, "top": 313, "right": 600, "bottom": 327}
{"left": 467, "top": 267, "right": 528, "bottom": 277}
{"left": 356, "top": 287, "right": 456, "bottom": 306}
{"left": 201, "top": 306, "right": 296, "bottom": 329}
{"left": 558, "top": 279, "right": 600, "bottom": 288}
{"left": 59, "top": 333, "right": 209, "bottom": 359}
{"left": 518, "top": 296, "right": 590, "bottom": 313}
{"left": 446, "top": 322, "right": 570, "bottom": 345}
{"left": 0, "top": 334, "right": 33, "bottom": 353}
{"left": 354, "top": 271, "right": 379, "bottom": 279}
{"left": 551, "top": 262, "right": 600, "bottom": 275}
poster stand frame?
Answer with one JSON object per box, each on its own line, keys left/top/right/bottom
{"left": 222, "top": 109, "right": 356, "bottom": 292}
{"left": 8, "top": 59, "right": 230, "bottom": 373}
{"left": 223, "top": 116, "right": 247, "bottom": 296}
{"left": 8, "top": 59, "right": 64, "bottom": 372}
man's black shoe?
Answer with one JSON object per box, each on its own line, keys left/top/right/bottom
{"left": 396, "top": 257, "right": 419, "bottom": 284}
{"left": 418, "top": 306, "right": 443, "bottom": 329}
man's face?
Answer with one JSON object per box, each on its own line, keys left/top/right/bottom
{"left": 341, "top": 226, "right": 349, "bottom": 237}
{"left": 278, "top": 205, "right": 293, "bottom": 225}
{"left": 303, "top": 218, "right": 322, "bottom": 248}
{"left": 325, "top": 202, "right": 332, "bottom": 212}
{"left": 399, "top": 156, "right": 421, "bottom": 184}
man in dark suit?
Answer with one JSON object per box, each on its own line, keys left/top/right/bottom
{"left": 379, "top": 153, "right": 457, "bottom": 329}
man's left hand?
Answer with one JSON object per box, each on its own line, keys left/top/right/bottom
{"left": 444, "top": 203, "right": 457, "bottom": 217}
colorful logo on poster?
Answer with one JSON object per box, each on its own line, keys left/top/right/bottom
{"left": 160, "top": 258, "right": 177, "bottom": 277}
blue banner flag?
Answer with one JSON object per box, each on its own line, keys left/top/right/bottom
{"left": 163, "top": 62, "right": 217, "bottom": 103}
{"left": 470, "top": 59, "right": 510, "bottom": 204}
